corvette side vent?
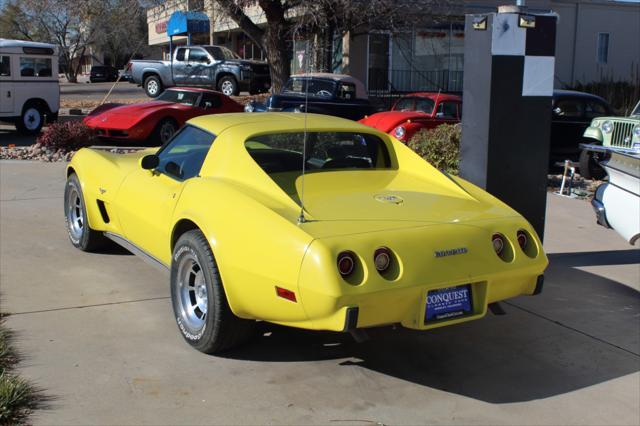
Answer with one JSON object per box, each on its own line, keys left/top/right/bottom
{"left": 96, "top": 200, "right": 110, "bottom": 224}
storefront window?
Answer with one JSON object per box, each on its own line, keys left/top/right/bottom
{"left": 370, "top": 24, "right": 464, "bottom": 93}
{"left": 368, "top": 33, "right": 390, "bottom": 91}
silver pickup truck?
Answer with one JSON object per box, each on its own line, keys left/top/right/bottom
{"left": 128, "top": 45, "right": 271, "bottom": 97}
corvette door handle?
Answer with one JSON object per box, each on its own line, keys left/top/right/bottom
{"left": 6, "top": 91, "right": 10, "bottom": 98}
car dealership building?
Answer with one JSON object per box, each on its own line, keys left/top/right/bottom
{"left": 146, "top": 0, "right": 640, "bottom": 93}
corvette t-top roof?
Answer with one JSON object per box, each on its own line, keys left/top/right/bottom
{"left": 188, "top": 112, "right": 376, "bottom": 138}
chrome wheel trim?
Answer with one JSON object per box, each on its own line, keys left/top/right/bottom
{"left": 159, "top": 121, "right": 175, "bottom": 143}
{"left": 66, "top": 186, "right": 84, "bottom": 241}
{"left": 23, "top": 107, "right": 41, "bottom": 131}
{"left": 147, "top": 79, "right": 159, "bottom": 95}
{"left": 177, "top": 253, "right": 208, "bottom": 331}
{"left": 220, "top": 80, "right": 234, "bottom": 96}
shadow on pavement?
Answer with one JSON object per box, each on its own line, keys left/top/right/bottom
{"left": 548, "top": 249, "right": 640, "bottom": 267}
{"left": 222, "top": 259, "right": 639, "bottom": 404}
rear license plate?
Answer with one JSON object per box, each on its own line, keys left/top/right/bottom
{"left": 425, "top": 284, "right": 472, "bottom": 323}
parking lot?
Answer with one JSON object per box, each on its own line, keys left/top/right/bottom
{"left": 59, "top": 80, "right": 147, "bottom": 100}
{"left": 1, "top": 160, "right": 638, "bottom": 425}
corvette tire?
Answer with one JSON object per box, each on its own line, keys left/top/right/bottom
{"left": 171, "top": 230, "right": 255, "bottom": 354}
{"left": 152, "top": 118, "right": 177, "bottom": 145}
{"left": 64, "top": 173, "right": 107, "bottom": 251}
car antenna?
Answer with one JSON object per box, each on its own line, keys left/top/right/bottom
{"left": 298, "top": 40, "right": 310, "bottom": 224}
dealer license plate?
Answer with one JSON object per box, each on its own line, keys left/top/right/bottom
{"left": 425, "top": 284, "right": 473, "bottom": 323}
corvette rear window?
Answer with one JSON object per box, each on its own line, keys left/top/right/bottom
{"left": 245, "top": 132, "right": 391, "bottom": 175}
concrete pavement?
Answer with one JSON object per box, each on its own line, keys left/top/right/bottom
{"left": 0, "top": 160, "right": 638, "bottom": 425}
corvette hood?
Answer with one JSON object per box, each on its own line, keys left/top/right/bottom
{"left": 360, "top": 111, "right": 432, "bottom": 132}
{"left": 270, "top": 170, "right": 517, "bottom": 225}
{"left": 106, "top": 101, "right": 188, "bottom": 116}
{"left": 84, "top": 101, "right": 185, "bottom": 128}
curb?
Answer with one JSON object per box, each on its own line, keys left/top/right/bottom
{"left": 60, "top": 108, "right": 90, "bottom": 116}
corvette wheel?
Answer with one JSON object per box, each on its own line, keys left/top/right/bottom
{"left": 64, "top": 173, "right": 106, "bottom": 251}
{"left": 152, "top": 118, "right": 177, "bottom": 145}
{"left": 171, "top": 230, "right": 255, "bottom": 354}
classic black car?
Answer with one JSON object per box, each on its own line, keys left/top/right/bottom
{"left": 245, "top": 73, "right": 380, "bottom": 121}
{"left": 550, "top": 89, "right": 614, "bottom": 164}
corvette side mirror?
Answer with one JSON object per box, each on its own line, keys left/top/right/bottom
{"left": 140, "top": 154, "right": 159, "bottom": 170}
{"left": 165, "top": 161, "right": 182, "bottom": 179}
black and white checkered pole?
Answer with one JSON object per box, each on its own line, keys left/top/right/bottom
{"left": 459, "top": 5, "right": 557, "bottom": 239}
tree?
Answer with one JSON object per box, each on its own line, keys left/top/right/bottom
{"left": 214, "top": 0, "right": 296, "bottom": 93}
{"left": 213, "top": 0, "right": 452, "bottom": 91}
{"left": 15, "top": 0, "right": 108, "bottom": 82}
{"left": 93, "top": 0, "right": 149, "bottom": 67}
{"left": 0, "top": 1, "right": 43, "bottom": 41}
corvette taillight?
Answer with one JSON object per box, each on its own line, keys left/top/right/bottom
{"left": 492, "top": 233, "right": 505, "bottom": 256}
{"left": 517, "top": 230, "right": 528, "bottom": 250}
{"left": 374, "top": 247, "right": 391, "bottom": 273}
{"left": 337, "top": 251, "right": 356, "bottom": 277}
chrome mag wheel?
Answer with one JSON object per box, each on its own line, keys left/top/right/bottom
{"left": 177, "top": 253, "right": 208, "bottom": 331}
{"left": 66, "top": 186, "right": 84, "bottom": 241}
{"left": 159, "top": 121, "right": 175, "bottom": 143}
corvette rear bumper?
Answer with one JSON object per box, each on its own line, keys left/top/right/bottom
{"left": 298, "top": 271, "right": 542, "bottom": 332}
{"left": 291, "top": 221, "right": 548, "bottom": 333}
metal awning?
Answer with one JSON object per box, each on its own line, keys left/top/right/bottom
{"left": 167, "top": 11, "right": 210, "bottom": 36}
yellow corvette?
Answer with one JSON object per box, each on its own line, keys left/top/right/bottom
{"left": 65, "top": 113, "right": 547, "bottom": 353}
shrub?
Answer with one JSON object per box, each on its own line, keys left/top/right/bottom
{"left": 0, "top": 316, "right": 43, "bottom": 425}
{"left": 407, "top": 123, "right": 461, "bottom": 175}
{"left": 37, "top": 121, "right": 96, "bottom": 151}
{"left": 568, "top": 68, "right": 640, "bottom": 114}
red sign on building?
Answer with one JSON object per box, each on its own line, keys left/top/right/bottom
{"left": 155, "top": 21, "right": 167, "bottom": 34}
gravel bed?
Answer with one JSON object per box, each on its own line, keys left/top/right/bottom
{"left": 0, "top": 143, "right": 143, "bottom": 162}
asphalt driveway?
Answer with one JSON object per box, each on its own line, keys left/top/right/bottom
{"left": 1, "top": 160, "right": 639, "bottom": 425}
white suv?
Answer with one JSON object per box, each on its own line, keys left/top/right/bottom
{"left": 0, "top": 39, "right": 60, "bottom": 134}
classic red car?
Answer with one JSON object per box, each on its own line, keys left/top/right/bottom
{"left": 359, "top": 92, "right": 462, "bottom": 142}
{"left": 83, "top": 87, "right": 243, "bottom": 144}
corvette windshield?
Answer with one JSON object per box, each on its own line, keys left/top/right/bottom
{"left": 157, "top": 90, "right": 200, "bottom": 106}
{"left": 245, "top": 132, "right": 391, "bottom": 175}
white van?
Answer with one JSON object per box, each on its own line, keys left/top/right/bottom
{"left": 0, "top": 39, "right": 60, "bottom": 134}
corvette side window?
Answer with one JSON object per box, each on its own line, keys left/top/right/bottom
{"left": 156, "top": 125, "right": 215, "bottom": 180}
